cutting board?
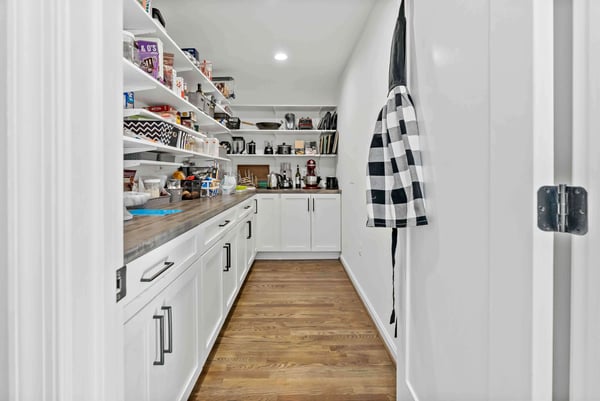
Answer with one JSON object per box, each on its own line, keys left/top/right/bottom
{"left": 237, "top": 164, "right": 270, "bottom": 182}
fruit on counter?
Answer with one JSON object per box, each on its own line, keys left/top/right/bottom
{"left": 172, "top": 169, "right": 185, "bottom": 180}
{"left": 186, "top": 175, "right": 196, "bottom": 180}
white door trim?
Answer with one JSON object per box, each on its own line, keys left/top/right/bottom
{"left": 3, "top": 0, "right": 123, "bottom": 399}
{"left": 570, "top": 0, "right": 600, "bottom": 399}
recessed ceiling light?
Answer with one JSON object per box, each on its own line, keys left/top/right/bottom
{"left": 274, "top": 52, "right": 288, "bottom": 61}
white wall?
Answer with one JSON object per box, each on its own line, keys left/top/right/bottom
{"left": 336, "top": 0, "right": 400, "bottom": 354}
{"left": 338, "top": 0, "right": 555, "bottom": 399}
{"left": 0, "top": 0, "right": 7, "bottom": 398}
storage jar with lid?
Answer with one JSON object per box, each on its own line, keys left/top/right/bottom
{"left": 142, "top": 178, "right": 161, "bottom": 198}
{"left": 122, "top": 31, "right": 139, "bottom": 66}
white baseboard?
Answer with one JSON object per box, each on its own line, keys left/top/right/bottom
{"left": 255, "top": 251, "right": 340, "bottom": 260}
{"left": 339, "top": 254, "right": 397, "bottom": 362}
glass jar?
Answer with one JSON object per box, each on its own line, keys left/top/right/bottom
{"left": 143, "top": 178, "right": 161, "bottom": 199}
{"left": 122, "top": 31, "right": 139, "bottom": 66}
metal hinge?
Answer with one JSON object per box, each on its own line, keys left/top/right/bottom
{"left": 537, "top": 185, "right": 588, "bottom": 235}
{"left": 116, "top": 265, "right": 127, "bottom": 302}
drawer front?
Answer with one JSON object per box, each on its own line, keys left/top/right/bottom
{"left": 201, "top": 208, "right": 238, "bottom": 250}
{"left": 124, "top": 227, "right": 199, "bottom": 318}
{"left": 237, "top": 197, "right": 256, "bottom": 219}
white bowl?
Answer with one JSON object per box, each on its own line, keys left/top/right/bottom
{"left": 123, "top": 192, "right": 151, "bottom": 207}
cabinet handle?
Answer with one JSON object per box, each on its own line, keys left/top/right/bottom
{"left": 313, "top": 198, "right": 315, "bottom": 212}
{"left": 141, "top": 261, "right": 175, "bottom": 282}
{"left": 161, "top": 306, "right": 173, "bottom": 354}
{"left": 153, "top": 315, "right": 165, "bottom": 366}
{"left": 223, "top": 243, "right": 231, "bottom": 271}
{"left": 247, "top": 220, "right": 252, "bottom": 239}
{"left": 307, "top": 198, "right": 310, "bottom": 212}
{"left": 254, "top": 199, "right": 258, "bottom": 214}
{"left": 219, "top": 220, "right": 231, "bottom": 227}
{"left": 244, "top": 205, "right": 252, "bottom": 210}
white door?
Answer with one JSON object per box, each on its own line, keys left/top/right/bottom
{"left": 311, "top": 194, "right": 341, "bottom": 252}
{"left": 280, "top": 194, "right": 312, "bottom": 251}
{"left": 570, "top": 0, "right": 600, "bottom": 399}
{"left": 397, "top": 1, "right": 555, "bottom": 400}
{"left": 256, "top": 194, "right": 281, "bottom": 251}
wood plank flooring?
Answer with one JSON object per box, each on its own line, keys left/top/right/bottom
{"left": 188, "top": 259, "right": 396, "bottom": 401}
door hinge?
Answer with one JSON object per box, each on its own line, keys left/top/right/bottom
{"left": 537, "top": 184, "right": 588, "bottom": 235}
{"left": 116, "top": 265, "right": 127, "bottom": 302}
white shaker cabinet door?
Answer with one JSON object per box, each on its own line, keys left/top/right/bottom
{"left": 123, "top": 261, "right": 200, "bottom": 401}
{"left": 235, "top": 220, "right": 248, "bottom": 285}
{"left": 245, "top": 213, "right": 257, "bottom": 270}
{"left": 310, "top": 194, "right": 341, "bottom": 252}
{"left": 152, "top": 262, "right": 200, "bottom": 401}
{"left": 280, "top": 194, "right": 312, "bottom": 252}
{"left": 200, "top": 241, "right": 224, "bottom": 354}
{"left": 221, "top": 230, "right": 238, "bottom": 312}
{"left": 256, "top": 194, "right": 281, "bottom": 251}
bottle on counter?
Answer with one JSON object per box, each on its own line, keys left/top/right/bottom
{"left": 295, "top": 164, "right": 301, "bottom": 189}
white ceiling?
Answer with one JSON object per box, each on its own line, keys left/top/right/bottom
{"left": 152, "top": 0, "right": 379, "bottom": 105}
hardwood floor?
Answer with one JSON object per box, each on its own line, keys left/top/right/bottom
{"left": 188, "top": 259, "right": 396, "bottom": 401}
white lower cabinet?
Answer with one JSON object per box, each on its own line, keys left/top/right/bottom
{"left": 236, "top": 213, "right": 257, "bottom": 284}
{"left": 310, "top": 194, "right": 341, "bottom": 251}
{"left": 124, "top": 259, "right": 200, "bottom": 401}
{"left": 280, "top": 194, "right": 312, "bottom": 251}
{"left": 269, "top": 193, "right": 341, "bottom": 253}
{"left": 221, "top": 229, "right": 238, "bottom": 312}
{"left": 199, "top": 239, "right": 224, "bottom": 354}
{"left": 256, "top": 194, "right": 281, "bottom": 251}
{"left": 123, "top": 196, "right": 259, "bottom": 401}
{"left": 245, "top": 213, "right": 257, "bottom": 269}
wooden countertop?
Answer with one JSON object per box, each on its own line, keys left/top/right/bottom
{"left": 124, "top": 188, "right": 342, "bottom": 263}
{"left": 255, "top": 188, "right": 341, "bottom": 194}
{"left": 124, "top": 192, "right": 256, "bottom": 264}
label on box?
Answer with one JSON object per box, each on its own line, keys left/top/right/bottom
{"left": 123, "top": 92, "right": 135, "bottom": 109}
{"left": 145, "top": 105, "right": 175, "bottom": 113}
{"left": 137, "top": 38, "right": 163, "bottom": 80}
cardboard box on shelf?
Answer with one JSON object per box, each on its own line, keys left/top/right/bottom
{"left": 137, "top": 38, "right": 164, "bottom": 81}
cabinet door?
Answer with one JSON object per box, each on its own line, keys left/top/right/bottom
{"left": 236, "top": 220, "right": 248, "bottom": 285}
{"left": 280, "top": 194, "right": 312, "bottom": 252}
{"left": 200, "top": 241, "right": 224, "bottom": 353}
{"left": 245, "top": 214, "right": 256, "bottom": 270}
{"left": 221, "top": 230, "right": 238, "bottom": 312}
{"left": 256, "top": 194, "right": 281, "bottom": 251}
{"left": 124, "top": 298, "right": 155, "bottom": 401}
{"left": 310, "top": 194, "right": 341, "bottom": 252}
{"left": 124, "top": 262, "right": 200, "bottom": 401}
{"left": 153, "top": 262, "right": 200, "bottom": 401}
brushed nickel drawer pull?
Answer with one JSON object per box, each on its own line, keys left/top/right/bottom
{"left": 141, "top": 261, "right": 175, "bottom": 282}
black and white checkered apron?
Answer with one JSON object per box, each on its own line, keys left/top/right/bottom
{"left": 366, "top": 0, "right": 428, "bottom": 337}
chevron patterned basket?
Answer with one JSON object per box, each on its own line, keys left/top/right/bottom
{"left": 123, "top": 121, "right": 188, "bottom": 149}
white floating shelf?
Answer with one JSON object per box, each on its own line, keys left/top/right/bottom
{"left": 231, "top": 105, "right": 337, "bottom": 114}
{"left": 123, "top": 108, "right": 207, "bottom": 139}
{"left": 122, "top": 0, "right": 229, "bottom": 105}
{"left": 122, "top": 59, "right": 230, "bottom": 134}
{"left": 221, "top": 129, "right": 336, "bottom": 136}
{"left": 226, "top": 154, "right": 337, "bottom": 158}
{"left": 123, "top": 136, "right": 231, "bottom": 162}
{"left": 123, "top": 160, "right": 182, "bottom": 168}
